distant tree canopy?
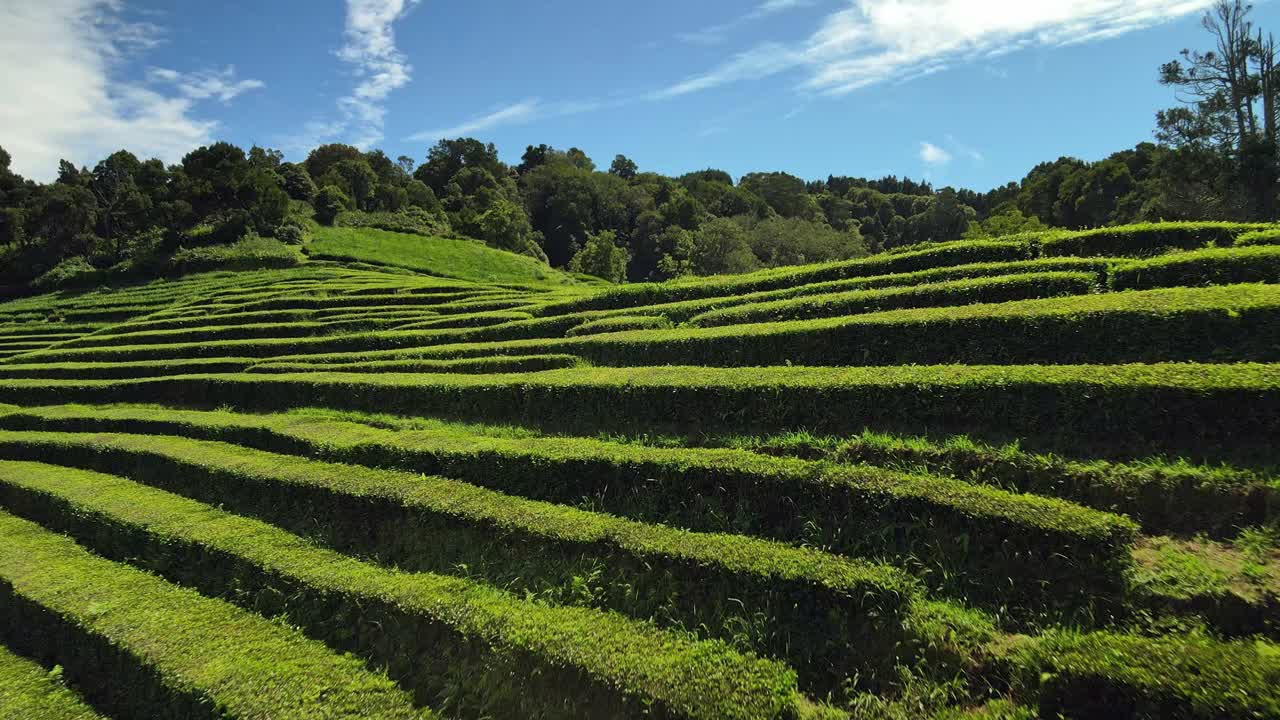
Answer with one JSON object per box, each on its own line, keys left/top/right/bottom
{"left": 0, "top": 0, "right": 1275, "bottom": 291}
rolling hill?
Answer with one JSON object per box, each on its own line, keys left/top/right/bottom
{"left": 0, "top": 222, "right": 1277, "bottom": 719}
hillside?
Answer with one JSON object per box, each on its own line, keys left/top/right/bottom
{"left": 0, "top": 221, "right": 1277, "bottom": 719}
{"left": 307, "top": 225, "right": 604, "bottom": 288}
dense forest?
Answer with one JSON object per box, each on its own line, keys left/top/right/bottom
{"left": 0, "top": 0, "right": 1276, "bottom": 289}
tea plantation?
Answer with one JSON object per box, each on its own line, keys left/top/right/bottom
{"left": 1, "top": 221, "right": 1278, "bottom": 719}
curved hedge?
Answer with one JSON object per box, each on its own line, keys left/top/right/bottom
{"left": 1111, "top": 246, "right": 1280, "bottom": 290}
{"left": 567, "top": 316, "right": 674, "bottom": 337}
{"left": 688, "top": 271, "right": 1098, "bottom": 327}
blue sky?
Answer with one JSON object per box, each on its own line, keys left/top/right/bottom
{"left": 4, "top": 1, "right": 1279, "bottom": 189}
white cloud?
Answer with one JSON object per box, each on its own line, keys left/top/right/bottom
{"left": 147, "top": 65, "right": 264, "bottom": 102}
{"left": 919, "top": 142, "right": 952, "bottom": 166}
{"left": 662, "top": 0, "right": 1217, "bottom": 97}
{"left": 0, "top": 0, "right": 258, "bottom": 181}
{"left": 292, "top": 0, "right": 418, "bottom": 152}
{"left": 408, "top": 99, "right": 542, "bottom": 141}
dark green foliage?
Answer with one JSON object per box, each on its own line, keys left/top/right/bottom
{"left": 314, "top": 185, "right": 350, "bottom": 226}
{"left": 167, "top": 237, "right": 301, "bottom": 275}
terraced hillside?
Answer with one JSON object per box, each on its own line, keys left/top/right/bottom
{"left": 0, "top": 222, "right": 1277, "bottom": 719}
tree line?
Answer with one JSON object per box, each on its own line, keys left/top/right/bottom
{"left": 0, "top": 0, "right": 1275, "bottom": 288}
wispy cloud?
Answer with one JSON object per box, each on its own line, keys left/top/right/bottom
{"left": 290, "top": 0, "right": 419, "bottom": 153}
{"left": 677, "top": 0, "right": 817, "bottom": 45}
{"left": 336, "top": 0, "right": 419, "bottom": 148}
{"left": 662, "top": 0, "right": 1217, "bottom": 97}
{"left": 919, "top": 142, "right": 952, "bottom": 166}
{"left": 0, "top": 0, "right": 257, "bottom": 181}
{"left": 147, "top": 65, "right": 264, "bottom": 102}
{"left": 407, "top": 97, "right": 615, "bottom": 141}
{"left": 409, "top": 99, "right": 543, "bottom": 141}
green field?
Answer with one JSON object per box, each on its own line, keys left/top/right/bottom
{"left": 0, "top": 221, "right": 1276, "bottom": 718}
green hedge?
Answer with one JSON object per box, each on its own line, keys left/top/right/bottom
{"left": 688, "top": 272, "right": 1098, "bottom": 327}
{"left": 0, "top": 511, "right": 430, "bottom": 720}
{"left": 0, "top": 461, "right": 806, "bottom": 720}
{"left": 0, "top": 358, "right": 255, "bottom": 380}
{"left": 392, "top": 311, "right": 534, "bottom": 331}
{"left": 64, "top": 318, "right": 420, "bottom": 348}
{"left": 370, "top": 284, "right": 1280, "bottom": 371}
{"left": 247, "top": 354, "right": 582, "bottom": 375}
{"left": 1040, "top": 222, "right": 1272, "bottom": 258}
{"left": 570, "top": 258, "right": 1115, "bottom": 325}
{"left": 567, "top": 315, "right": 675, "bottom": 336}
{"left": 818, "top": 431, "right": 1277, "bottom": 538}
{"left": 0, "top": 405, "right": 1137, "bottom": 614}
{"left": 166, "top": 237, "right": 303, "bottom": 275}
{"left": 0, "top": 430, "right": 916, "bottom": 690}
{"left": 1111, "top": 246, "right": 1280, "bottom": 290}
{"left": 535, "top": 241, "right": 1033, "bottom": 315}
{"left": 23, "top": 283, "right": 1280, "bottom": 367}
{"left": 0, "top": 643, "right": 105, "bottom": 720}
{"left": 995, "top": 630, "right": 1280, "bottom": 719}
{"left": 0, "top": 364, "right": 1271, "bottom": 463}
{"left": 1235, "top": 228, "right": 1280, "bottom": 246}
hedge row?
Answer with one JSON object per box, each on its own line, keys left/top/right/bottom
{"left": 0, "top": 430, "right": 917, "bottom": 688}
{"left": 534, "top": 241, "right": 1033, "bottom": 315}
{"left": 567, "top": 315, "right": 675, "bottom": 336}
{"left": 1110, "top": 246, "right": 1280, "bottom": 290}
{"left": 688, "top": 271, "right": 1099, "bottom": 328}
{"left": 199, "top": 290, "right": 510, "bottom": 313}
{"left": 0, "top": 461, "right": 806, "bottom": 720}
{"left": 0, "top": 358, "right": 255, "bottom": 380}
{"left": 540, "top": 258, "right": 1117, "bottom": 325}
{"left": 25, "top": 282, "right": 1279, "bottom": 368}
{"left": 247, "top": 354, "right": 583, "bottom": 375}
{"left": 1039, "top": 221, "right": 1272, "bottom": 258}
{"left": 0, "top": 404, "right": 1137, "bottom": 613}
{"left": 358, "top": 284, "right": 1280, "bottom": 371}
{"left": 0, "top": 511, "right": 430, "bottom": 720}
{"left": 64, "top": 318, "right": 422, "bottom": 348}
{"left": 995, "top": 630, "right": 1280, "bottom": 719}
{"left": 392, "top": 310, "right": 535, "bottom": 331}
{"left": 0, "top": 363, "right": 1270, "bottom": 462}
{"left": 0, "top": 643, "right": 105, "bottom": 720}
{"left": 1236, "top": 228, "right": 1280, "bottom": 246}
{"left": 18, "top": 312, "right": 595, "bottom": 363}
{"left": 815, "top": 431, "right": 1277, "bottom": 537}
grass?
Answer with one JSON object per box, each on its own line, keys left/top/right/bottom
{"left": 309, "top": 225, "right": 600, "bottom": 287}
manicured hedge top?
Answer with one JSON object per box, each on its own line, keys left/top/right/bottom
{"left": 0, "top": 644, "right": 105, "bottom": 720}
{"left": 0, "top": 460, "right": 807, "bottom": 720}
{"left": 0, "top": 511, "right": 432, "bottom": 719}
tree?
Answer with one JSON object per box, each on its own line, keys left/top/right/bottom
{"left": 739, "top": 172, "right": 816, "bottom": 219}
{"left": 415, "top": 138, "right": 506, "bottom": 196}
{"left": 609, "top": 154, "right": 638, "bottom": 180}
{"left": 278, "top": 162, "right": 317, "bottom": 202}
{"left": 688, "top": 217, "right": 758, "bottom": 275}
{"left": 315, "top": 185, "right": 350, "bottom": 225}
{"left": 476, "top": 198, "right": 545, "bottom": 261}
{"left": 319, "top": 158, "right": 378, "bottom": 211}
{"left": 304, "top": 144, "right": 365, "bottom": 183}
{"left": 568, "top": 230, "right": 628, "bottom": 282}
{"left": 91, "top": 150, "right": 149, "bottom": 253}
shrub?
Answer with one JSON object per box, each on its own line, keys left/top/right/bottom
{"left": 569, "top": 231, "right": 629, "bottom": 283}
{"left": 334, "top": 207, "right": 452, "bottom": 237}
{"left": 31, "top": 257, "right": 100, "bottom": 291}
{"left": 1236, "top": 228, "right": 1280, "bottom": 246}
{"left": 1039, "top": 221, "right": 1271, "bottom": 258}
{"left": 167, "top": 237, "right": 301, "bottom": 275}
{"left": 567, "top": 315, "right": 673, "bottom": 336}
{"left": 1111, "top": 246, "right": 1280, "bottom": 290}
{"left": 314, "top": 185, "right": 350, "bottom": 226}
